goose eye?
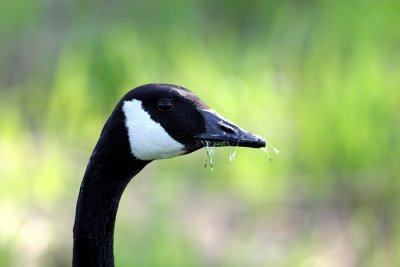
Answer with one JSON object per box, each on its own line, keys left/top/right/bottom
{"left": 157, "top": 98, "right": 174, "bottom": 112}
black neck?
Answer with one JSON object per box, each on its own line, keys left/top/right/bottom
{"left": 72, "top": 114, "right": 150, "bottom": 267}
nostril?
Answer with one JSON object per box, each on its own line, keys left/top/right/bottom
{"left": 219, "top": 122, "right": 236, "bottom": 134}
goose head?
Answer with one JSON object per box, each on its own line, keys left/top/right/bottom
{"left": 117, "top": 83, "right": 265, "bottom": 161}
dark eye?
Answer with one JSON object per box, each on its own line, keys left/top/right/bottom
{"left": 157, "top": 98, "right": 174, "bottom": 112}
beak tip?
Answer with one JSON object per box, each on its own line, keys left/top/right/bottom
{"left": 257, "top": 137, "right": 266, "bottom": 148}
{"left": 244, "top": 134, "right": 266, "bottom": 148}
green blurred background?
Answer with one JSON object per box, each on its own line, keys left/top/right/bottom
{"left": 1, "top": 0, "right": 399, "bottom": 266}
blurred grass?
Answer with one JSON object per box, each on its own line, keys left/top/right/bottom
{"left": 1, "top": 0, "right": 400, "bottom": 266}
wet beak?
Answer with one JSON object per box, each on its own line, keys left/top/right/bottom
{"left": 195, "top": 109, "right": 266, "bottom": 148}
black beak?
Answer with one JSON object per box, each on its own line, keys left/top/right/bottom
{"left": 195, "top": 109, "right": 266, "bottom": 148}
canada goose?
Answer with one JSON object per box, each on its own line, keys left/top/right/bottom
{"left": 73, "top": 83, "right": 265, "bottom": 266}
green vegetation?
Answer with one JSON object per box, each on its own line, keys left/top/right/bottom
{"left": 1, "top": 1, "right": 399, "bottom": 266}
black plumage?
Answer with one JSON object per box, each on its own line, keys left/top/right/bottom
{"left": 73, "top": 84, "right": 265, "bottom": 266}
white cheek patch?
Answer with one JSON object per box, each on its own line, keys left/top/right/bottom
{"left": 122, "top": 99, "right": 185, "bottom": 160}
